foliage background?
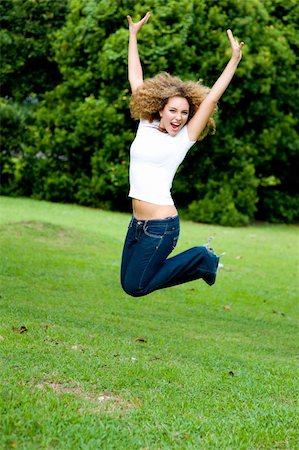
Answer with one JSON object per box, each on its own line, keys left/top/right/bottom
{"left": 1, "top": 0, "right": 298, "bottom": 225}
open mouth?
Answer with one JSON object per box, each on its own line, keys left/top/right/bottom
{"left": 171, "top": 123, "right": 180, "bottom": 131}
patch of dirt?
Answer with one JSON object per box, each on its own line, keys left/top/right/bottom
{"left": 37, "top": 380, "right": 136, "bottom": 413}
{"left": 1, "top": 221, "right": 75, "bottom": 246}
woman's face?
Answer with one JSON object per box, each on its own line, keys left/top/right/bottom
{"left": 159, "top": 96, "right": 189, "bottom": 136}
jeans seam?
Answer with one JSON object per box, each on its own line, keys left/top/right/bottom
{"left": 143, "top": 229, "right": 164, "bottom": 238}
{"left": 143, "top": 225, "right": 178, "bottom": 238}
{"left": 138, "top": 235, "right": 163, "bottom": 292}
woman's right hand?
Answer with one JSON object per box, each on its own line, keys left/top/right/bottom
{"left": 127, "top": 12, "right": 150, "bottom": 35}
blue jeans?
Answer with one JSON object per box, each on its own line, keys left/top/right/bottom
{"left": 121, "top": 215, "right": 219, "bottom": 297}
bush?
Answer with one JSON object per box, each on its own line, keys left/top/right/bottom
{"left": 187, "top": 163, "right": 258, "bottom": 226}
{"left": 0, "top": 0, "right": 298, "bottom": 225}
{"left": 0, "top": 98, "right": 32, "bottom": 195}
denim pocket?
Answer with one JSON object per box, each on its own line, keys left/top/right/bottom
{"left": 143, "top": 225, "right": 164, "bottom": 239}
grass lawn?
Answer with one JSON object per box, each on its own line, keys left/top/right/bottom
{"left": 0, "top": 196, "right": 298, "bottom": 449}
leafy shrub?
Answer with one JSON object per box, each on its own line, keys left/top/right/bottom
{"left": 187, "top": 163, "right": 258, "bottom": 226}
{"left": 0, "top": 98, "right": 31, "bottom": 195}
{"left": 0, "top": 0, "right": 298, "bottom": 225}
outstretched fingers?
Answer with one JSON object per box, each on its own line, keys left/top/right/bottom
{"left": 127, "top": 11, "right": 151, "bottom": 31}
{"left": 227, "top": 29, "right": 245, "bottom": 49}
{"left": 141, "top": 11, "right": 151, "bottom": 25}
{"left": 227, "top": 29, "right": 244, "bottom": 61}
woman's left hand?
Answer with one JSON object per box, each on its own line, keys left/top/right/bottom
{"left": 227, "top": 29, "right": 244, "bottom": 62}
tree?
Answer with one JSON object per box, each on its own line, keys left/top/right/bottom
{"left": 0, "top": 0, "right": 68, "bottom": 100}
{"left": 1, "top": 0, "right": 298, "bottom": 224}
{"left": 0, "top": 0, "right": 68, "bottom": 195}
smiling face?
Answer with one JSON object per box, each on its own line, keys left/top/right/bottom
{"left": 159, "top": 96, "right": 190, "bottom": 136}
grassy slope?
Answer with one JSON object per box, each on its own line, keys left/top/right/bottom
{"left": 0, "top": 196, "right": 298, "bottom": 449}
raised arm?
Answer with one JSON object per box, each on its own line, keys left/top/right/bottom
{"left": 127, "top": 12, "right": 150, "bottom": 93}
{"left": 187, "top": 30, "right": 245, "bottom": 141}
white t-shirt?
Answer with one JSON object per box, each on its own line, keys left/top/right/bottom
{"left": 129, "top": 120, "right": 196, "bottom": 205}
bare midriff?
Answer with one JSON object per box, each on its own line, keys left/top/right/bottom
{"left": 132, "top": 198, "right": 178, "bottom": 220}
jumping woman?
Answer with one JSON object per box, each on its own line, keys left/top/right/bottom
{"left": 121, "top": 12, "right": 244, "bottom": 297}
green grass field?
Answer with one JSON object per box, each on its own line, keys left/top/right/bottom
{"left": 1, "top": 196, "right": 298, "bottom": 449}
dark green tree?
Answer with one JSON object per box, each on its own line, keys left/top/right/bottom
{"left": 0, "top": 0, "right": 68, "bottom": 195}
{"left": 0, "top": 0, "right": 68, "bottom": 100}
{"left": 1, "top": 0, "right": 298, "bottom": 224}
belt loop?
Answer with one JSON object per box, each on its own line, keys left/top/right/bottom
{"left": 143, "top": 220, "right": 148, "bottom": 231}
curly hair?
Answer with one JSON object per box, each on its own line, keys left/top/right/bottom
{"left": 130, "top": 72, "right": 217, "bottom": 140}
